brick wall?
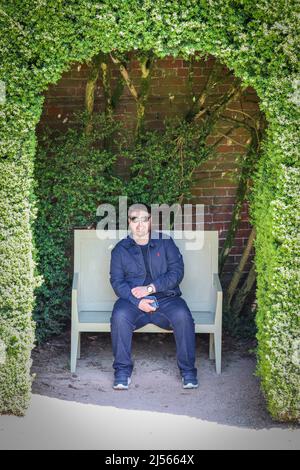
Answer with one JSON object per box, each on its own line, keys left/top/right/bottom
{"left": 37, "top": 53, "right": 260, "bottom": 285}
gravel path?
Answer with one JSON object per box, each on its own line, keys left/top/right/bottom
{"left": 1, "top": 331, "right": 299, "bottom": 450}
{"left": 30, "top": 330, "right": 297, "bottom": 430}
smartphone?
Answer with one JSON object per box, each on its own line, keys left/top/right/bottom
{"left": 144, "top": 295, "right": 159, "bottom": 309}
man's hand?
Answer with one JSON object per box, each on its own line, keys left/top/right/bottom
{"left": 131, "top": 286, "right": 149, "bottom": 299}
{"left": 131, "top": 284, "right": 156, "bottom": 299}
{"left": 138, "top": 298, "right": 157, "bottom": 313}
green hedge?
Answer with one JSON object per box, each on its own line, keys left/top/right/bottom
{"left": 252, "top": 126, "right": 300, "bottom": 421}
{"left": 0, "top": 0, "right": 299, "bottom": 420}
{"left": 0, "top": 141, "right": 37, "bottom": 415}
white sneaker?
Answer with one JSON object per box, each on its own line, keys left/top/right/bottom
{"left": 182, "top": 377, "right": 198, "bottom": 389}
{"left": 113, "top": 376, "right": 131, "bottom": 390}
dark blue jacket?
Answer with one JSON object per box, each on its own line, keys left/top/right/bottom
{"left": 109, "top": 231, "right": 184, "bottom": 307}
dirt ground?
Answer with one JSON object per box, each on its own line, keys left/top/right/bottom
{"left": 31, "top": 331, "right": 296, "bottom": 430}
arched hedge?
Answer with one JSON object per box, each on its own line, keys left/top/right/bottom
{"left": 0, "top": 1, "right": 299, "bottom": 421}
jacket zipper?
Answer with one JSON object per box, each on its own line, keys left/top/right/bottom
{"left": 148, "top": 244, "right": 154, "bottom": 280}
{"left": 137, "top": 245, "right": 147, "bottom": 284}
{"left": 136, "top": 243, "right": 154, "bottom": 286}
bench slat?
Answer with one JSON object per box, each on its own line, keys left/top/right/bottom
{"left": 78, "top": 309, "right": 215, "bottom": 325}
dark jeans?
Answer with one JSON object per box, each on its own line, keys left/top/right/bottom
{"left": 110, "top": 295, "right": 197, "bottom": 380}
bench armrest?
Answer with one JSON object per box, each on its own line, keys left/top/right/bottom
{"left": 72, "top": 272, "right": 79, "bottom": 291}
{"left": 213, "top": 273, "right": 222, "bottom": 293}
{"left": 212, "top": 273, "right": 223, "bottom": 326}
{"left": 72, "top": 272, "right": 79, "bottom": 323}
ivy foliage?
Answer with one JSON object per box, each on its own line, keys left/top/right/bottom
{"left": 33, "top": 111, "right": 124, "bottom": 342}
{"left": 125, "top": 118, "right": 210, "bottom": 206}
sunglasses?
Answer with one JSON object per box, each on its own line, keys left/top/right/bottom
{"left": 129, "top": 216, "right": 151, "bottom": 223}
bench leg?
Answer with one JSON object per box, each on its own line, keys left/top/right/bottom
{"left": 77, "top": 332, "right": 81, "bottom": 359}
{"left": 71, "top": 329, "right": 79, "bottom": 373}
{"left": 209, "top": 333, "right": 215, "bottom": 360}
{"left": 214, "top": 331, "right": 222, "bottom": 374}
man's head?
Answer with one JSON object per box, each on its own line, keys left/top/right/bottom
{"left": 128, "top": 203, "right": 152, "bottom": 240}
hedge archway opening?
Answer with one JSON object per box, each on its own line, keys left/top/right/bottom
{"left": 34, "top": 50, "right": 264, "bottom": 344}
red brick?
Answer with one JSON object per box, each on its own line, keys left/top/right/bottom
{"left": 47, "top": 106, "right": 64, "bottom": 116}
{"left": 214, "top": 179, "right": 238, "bottom": 188}
{"left": 216, "top": 145, "right": 236, "bottom": 153}
{"left": 236, "top": 228, "right": 252, "bottom": 238}
{"left": 213, "top": 213, "right": 233, "bottom": 222}
{"left": 209, "top": 205, "right": 233, "bottom": 214}
{"left": 193, "top": 170, "right": 210, "bottom": 179}
{"left": 230, "top": 246, "right": 244, "bottom": 255}
{"left": 213, "top": 196, "right": 236, "bottom": 205}
{"left": 177, "top": 68, "right": 189, "bottom": 77}
{"left": 159, "top": 59, "right": 178, "bottom": 68}
{"left": 239, "top": 220, "right": 251, "bottom": 229}
{"left": 210, "top": 222, "right": 231, "bottom": 231}
{"left": 198, "top": 196, "right": 215, "bottom": 203}
{"left": 226, "top": 189, "right": 238, "bottom": 196}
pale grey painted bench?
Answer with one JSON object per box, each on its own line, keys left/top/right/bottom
{"left": 71, "top": 230, "right": 223, "bottom": 374}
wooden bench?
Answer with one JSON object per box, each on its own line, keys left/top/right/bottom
{"left": 71, "top": 230, "right": 223, "bottom": 374}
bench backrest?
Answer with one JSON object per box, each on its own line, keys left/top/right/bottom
{"left": 74, "top": 230, "right": 219, "bottom": 312}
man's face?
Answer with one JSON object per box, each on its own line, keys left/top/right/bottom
{"left": 128, "top": 209, "right": 151, "bottom": 239}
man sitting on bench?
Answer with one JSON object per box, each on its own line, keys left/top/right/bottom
{"left": 109, "top": 203, "right": 198, "bottom": 390}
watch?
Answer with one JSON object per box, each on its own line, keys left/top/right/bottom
{"left": 147, "top": 284, "right": 154, "bottom": 294}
